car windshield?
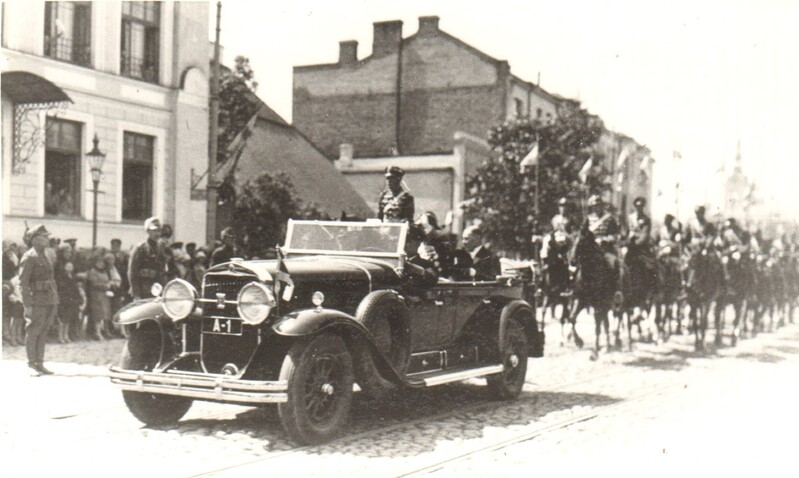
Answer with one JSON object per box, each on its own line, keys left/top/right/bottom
{"left": 285, "top": 220, "right": 407, "bottom": 257}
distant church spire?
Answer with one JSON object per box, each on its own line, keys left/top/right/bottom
{"left": 734, "top": 139, "right": 742, "bottom": 173}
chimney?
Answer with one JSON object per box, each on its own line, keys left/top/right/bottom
{"left": 338, "top": 143, "right": 353, "bottom": 166}
{"left": 418, "top": 16, "right": 439, "bottom": 36}
{"left": 372, "top": 20, "right": 403, "bottom": 57}
{"left": 339, "top": 40, "right": 358, "bottom": 65}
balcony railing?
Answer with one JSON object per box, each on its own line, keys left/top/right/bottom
{"left": 120, "top": 53, "right": 159, "bottom": 83}
{"left": 44, "top": 36, "right": 91, "bottom": 67}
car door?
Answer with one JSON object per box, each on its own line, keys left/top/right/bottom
{"left": 407, "top": 285, "right": 457, "bottom": 351}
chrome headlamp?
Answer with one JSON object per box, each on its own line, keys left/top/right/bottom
{"left": 161, "top": 279, "right": 197, "bottom": 321}
{"left": 237, "top": 282, "right": 276, "bottom": 325}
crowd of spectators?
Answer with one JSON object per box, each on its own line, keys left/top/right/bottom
{"left": 2, "top": 224, "right": 224, "bottom": 347}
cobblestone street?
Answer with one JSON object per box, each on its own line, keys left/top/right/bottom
{"left": 2, "top": 318, "right": 798, "bottom": 478}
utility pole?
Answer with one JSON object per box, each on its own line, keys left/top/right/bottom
{"left": 206, "top": 1, "right": 222, "bottom": 244}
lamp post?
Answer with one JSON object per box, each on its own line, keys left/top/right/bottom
{"left": 86, "top": 135, "right": 105, "bottom": 248}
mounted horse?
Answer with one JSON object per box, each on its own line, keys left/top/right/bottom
{"left": 685, "top": 243, "right": 723, "bottom": 351}
{"left": 566, "top": 220, "right": 617, "bottom": 359}
{"left": 653, "top": 238, "right": 686, "bottom": 338}
{"left": 540, "top": 231, "right": 574, "bottom": 344}
{"left": 714, "top": 242, "right": 749, "bottom": 347}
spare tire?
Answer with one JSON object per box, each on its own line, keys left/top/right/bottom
{"left": 353, "top": 290, "right": 410, "bottom": 395}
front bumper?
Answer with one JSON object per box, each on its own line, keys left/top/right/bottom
{"left": 108, "top": 366, "right": 288, "bottom": 403}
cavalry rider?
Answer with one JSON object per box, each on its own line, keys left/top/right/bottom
{"left": 627, "top": 197, "right": 653, "bottom": 252}
{"left": 685, "top": 205, "right": 717, "bottom": 250}
{"left": 377, "top": 166, "right": 415, "bottom": 224}
{"left": 586, "top": 194, "right": 621, "bottom": 271}
{"left": 551, "top": 197, "right": 571, "bottom": 234}
{"left": 541, "top": 197, "right": 572, "bottom": 262}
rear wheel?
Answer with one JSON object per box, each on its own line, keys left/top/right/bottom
{"left": 486, "top": 318, "right": 528, "bottom": 400}
{"left": 278, "top": 334, "right": 354, "bottom": 444}
{"left": 120, "top": 323, "right": 192, "bottom": 426}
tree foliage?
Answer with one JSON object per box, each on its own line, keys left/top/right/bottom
{"left": 232, "top": 172, "right": 329, "bottom": 257}
{"left": 465, "top": 101, "right": 609, "bottom": 257}
{"left": 217, "top": 56, "right": 259, "bottom": 205}
{"left": 218, "top": 56, "right": 259, "bottom": 164}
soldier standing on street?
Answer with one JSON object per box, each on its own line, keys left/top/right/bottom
{"left": 18, "top": 225, "right": 59, "bottom": 376}
{"left": 377, "top": 166, "right": 415, "bottom": 223}
{"left": 128, "top": 217, "right": 167, "bottom": 301}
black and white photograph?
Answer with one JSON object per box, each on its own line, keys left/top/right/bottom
{"left": 2, "top": 0, "right": 798, "bottom": 476}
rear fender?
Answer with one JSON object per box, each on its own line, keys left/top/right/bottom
{"left": 272, "top": 309, "right": 411, "bottom": 386}
{"left": 499, "top": 300, "right": 544, "bottom": 358}
{"left": 113, "top": 298, "right": 166, "bottom": 326}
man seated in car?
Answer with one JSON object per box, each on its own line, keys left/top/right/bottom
{"left": 400, "top": 212, "right": 456, "bottom": 287}
{"left": 462, "top": 225, "right": 501, "bottom": 281}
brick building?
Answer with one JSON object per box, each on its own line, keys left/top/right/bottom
{"left": 2, "top": 1, "right": 209, "bottom": 247}
{"left": 293, "top": 16, "right": 560, "bottom": 230}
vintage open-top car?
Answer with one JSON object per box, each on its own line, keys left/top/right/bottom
{"left": 109, "top": 220, "right": 544, "bottom": 444}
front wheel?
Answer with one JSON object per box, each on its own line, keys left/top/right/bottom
{"left": 486, "top": 318, "right": 529, "bottom": 400}
{"left": 120, "top": 323, "right": 192, "bottom": 426}
{"left": 278, "top": 334, "right": 354, "bottom": 444}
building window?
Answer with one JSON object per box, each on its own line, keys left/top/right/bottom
{"left": 44, "top": 118, "right": 82, "bottom": 217}
{"left": 514, "top": 98, "right": 524, "bottom": 117}
{"left": 536, "top": 108, "right": 543, "bottom": 119}
{"left": 122, "top": 132, "right": 154, "bottom": 220}
{"left": 120, "top": 1, "right": 160, "bottom": 83}
{"left": 44, "top": 2, "right": 92, "bottom": 67}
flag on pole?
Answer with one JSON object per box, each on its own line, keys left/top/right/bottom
{"left": 616, "top": 146, "right": 631, "bottom": 169}
{"left": 519, "top": 142, "right": 539, "bottom": 173}
{"left": 673, "top": 150, "right": 682, "bottom": 160}
{"left": 578, "top": 157, "right": 593, "bottom": 183}
{"left": 274, "top": 246, "right": 294, "bottom": 302}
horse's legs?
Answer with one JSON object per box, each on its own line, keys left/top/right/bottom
{"left": 568, "top": 298, "right": 585, "bottom": 348}
{"left": 714, "top": 297, "right": 726, "bottom": 347}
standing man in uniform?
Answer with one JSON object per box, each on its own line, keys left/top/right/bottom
{"left": 551, "top": 197, "right": 571, "bottom": 234}
{"left": 128, "top": 217, "right": 167, "bottom": 301}
{"left": 18, "top": 225, "right": 59, "bottom": 376}
{"left": 377, "top": 166, "right": 415, "bottom": 223}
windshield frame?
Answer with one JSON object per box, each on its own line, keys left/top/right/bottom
{"left": 283, "top": 219, "right": 408, "bottom": 258}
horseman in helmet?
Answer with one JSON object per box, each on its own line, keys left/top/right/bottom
{"left": 586, "top": 194, "right": 620, "bottom": 273}
{"left": 685, "top": 205, "right": 717, "bottom": 251}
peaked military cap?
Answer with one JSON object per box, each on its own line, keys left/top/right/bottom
{"left": 385, "top": 166, "right": 405, "bottom": 178}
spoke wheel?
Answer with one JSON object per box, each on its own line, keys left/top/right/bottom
{"left": 279, "top": 334, "right": 354, "bottom": 444}
{"left": 120, "top": 323, "right": 192, "bottom": 426}
{"left": 487, "top": 317, "right": 529, "bottom": 400}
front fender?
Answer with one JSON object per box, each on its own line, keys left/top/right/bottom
{"left": 113, "top": 298, "right": 166, "bottom": 326}
{"left": 272, "top": 308, "right": 370, "bottom": 337}
{"left": 272, "top": 308, "right": 416, "bottom": 387}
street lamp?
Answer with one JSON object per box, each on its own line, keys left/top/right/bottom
{"left": 86, "top": 135, "right": 105, "bottom": 248}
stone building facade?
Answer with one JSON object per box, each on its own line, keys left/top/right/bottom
{"left": 2, "top": 1, "right": 209, "bottom": 248}
{"left": 595, "top": 130, "right": 653, "bottom": 221}
{"left": 294, "top": 16, "right": 559, "bottom": 231}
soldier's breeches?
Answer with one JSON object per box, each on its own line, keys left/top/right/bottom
{"left": 24, "top": 305, "right": 57, "bottom": 364}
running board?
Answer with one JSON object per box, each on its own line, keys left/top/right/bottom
{"left": 419, "top": 364, "right": 504, "bottom": 387}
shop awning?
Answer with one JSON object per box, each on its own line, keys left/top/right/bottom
{"left": 1, "top": 71, "right": 72, "bottom": 105}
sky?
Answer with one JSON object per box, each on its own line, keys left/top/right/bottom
{"left": 213, "top": 0, "right": 799, "bottom": 223}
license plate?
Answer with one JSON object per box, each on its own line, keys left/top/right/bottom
{"left": 202, "top": 317, "right": 243, "bottom": 335}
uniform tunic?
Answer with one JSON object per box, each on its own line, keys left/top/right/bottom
{"left": 128, "top": 239, "right": 166, "bottom": 299}
{"left": 18, "top": 247, "right": 59, "bottom": 365}
{"left": 377, "top": 189, "right": 415, "bottom": 223}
